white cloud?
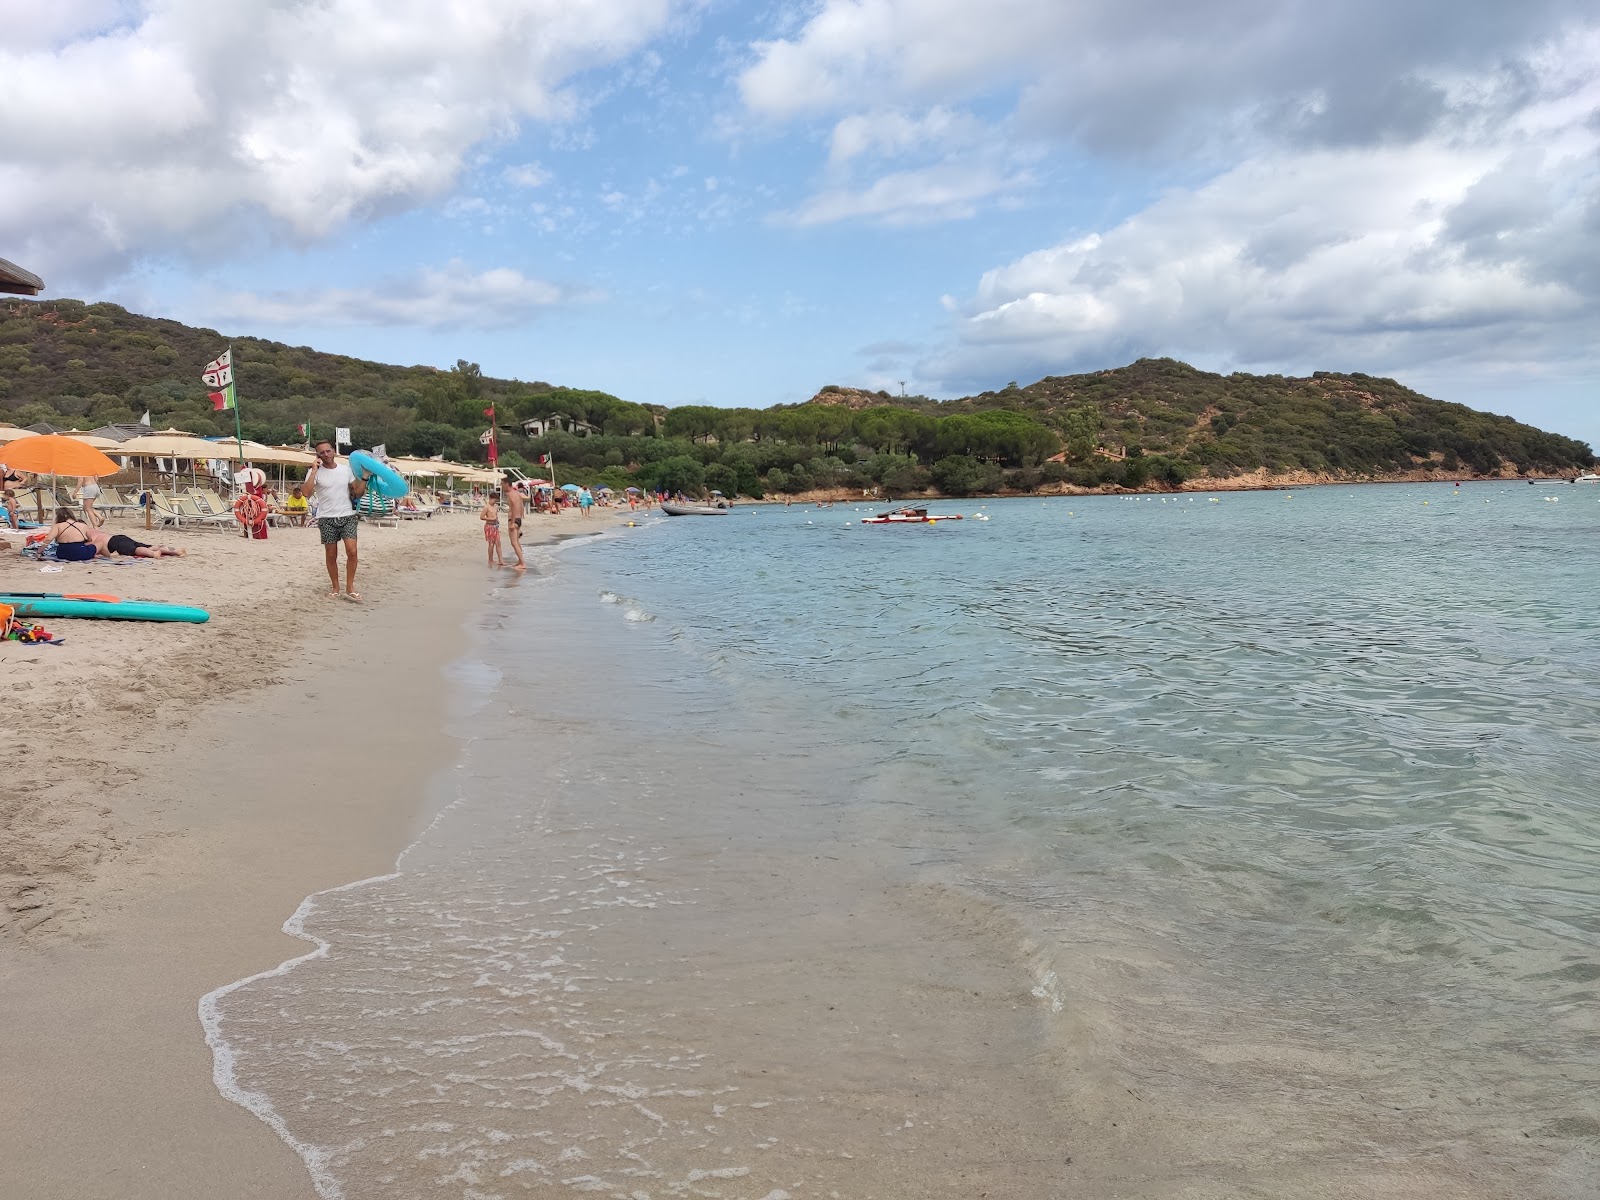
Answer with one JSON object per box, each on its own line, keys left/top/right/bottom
{"left": 930, "top": 130, "right": 1600, "bottom": 386}
{"left": 828, "top": 107, "right": 983, "bottom": 164}
{"left": 212, "top": 262, "right": 597, "bottom": 331}
{"left": 741, "top": 0, "right": 1598, "bottom": 155}
{"left": 777, "top": 162, "right": 1028, "bottom": 226}
{"left": 0, "top": 0, "right": 679, "bottom": 283}
{"left": 503, "top": 162, "right": 552, "bottom": 189}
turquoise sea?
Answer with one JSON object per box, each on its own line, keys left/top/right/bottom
{"left": 208, "top": 483, "right": 1600, "bottom": 1199}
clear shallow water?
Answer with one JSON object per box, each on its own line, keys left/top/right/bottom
{"left": 210, "top": 485, "right": 1600, "bottom": 1199}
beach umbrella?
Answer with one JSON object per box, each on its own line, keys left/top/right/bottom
{"left": 118, "top": 428, "right": 223, "bottom": 494}
{"left": 0, "top": 434, "right": 121, "bottom": 520}
{"left": 560, "top": 482, "right": 582, "bottom": 493}
{"left": 227, "top": 441, "right": 314, "bottom": 466}
{"left": 0, "top": 434, "right": 120, "bottom": 478}
{"left": 116, "top": 428, "right": 218, "bottom": 458}
{"left": 0, "top": 426, "right": 39, "bottom": 444}
{"left": 625, "top": 486, "right": 640, "bottom": 493}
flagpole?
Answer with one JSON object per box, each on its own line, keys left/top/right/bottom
{"left": 231, "top": 344, "right": 244, "bottom": 462}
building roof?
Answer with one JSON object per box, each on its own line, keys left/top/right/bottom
{"left": 0, "top": 258, "right": 44, "bottom": 296}
{"left": 92, "top": 423, "right": 152, "bottom": 442}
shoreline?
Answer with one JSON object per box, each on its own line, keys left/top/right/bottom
{"left": 751, "top": 471, "right": 1569, "bottom": 506}
{"left": 0, "top": 508, "right": 628, "bottom": 1199}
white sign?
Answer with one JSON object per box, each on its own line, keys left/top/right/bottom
{"left": 335, "top": 427, "right": 351, "bottom": 446}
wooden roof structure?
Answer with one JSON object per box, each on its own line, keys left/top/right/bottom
{"left": 0, "top": 258, "right": 44, "bottom": 295}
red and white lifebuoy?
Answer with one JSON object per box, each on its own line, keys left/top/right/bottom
{"left": 233, "top": 492, "right": 267, "bottom": 534}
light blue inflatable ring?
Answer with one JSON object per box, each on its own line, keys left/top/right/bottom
{"left": 348, "top": 449, "right": 409, "bottom": 498}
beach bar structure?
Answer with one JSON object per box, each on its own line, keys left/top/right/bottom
{"left": 0, "top": 257, "right": 45, "bottom": 296}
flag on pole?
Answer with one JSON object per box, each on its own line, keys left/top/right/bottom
{"left": 201, "top": 350, "right": 233, "bottom": 389}
{"left": 538, "top": 453, "right": 550, "bottom": 465}
{"left": 483, "top": 405, "right": 498, "bottom": 465}
{"left": 202, "top": 349, "right": 237, "bottom": 411}
{"left": 335, "top": 427, "right": 351, "bottom": 447}
{"left": 139, "top": 410, "right": 151, "bottom": 426}
{"left": 297, "top": 422, "right": 308, "bottom": 438}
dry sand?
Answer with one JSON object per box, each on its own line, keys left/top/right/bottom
{"left": 0, "top": 504, "right": 629, "bottom": 1198}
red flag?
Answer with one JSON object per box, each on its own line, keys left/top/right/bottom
{"left": 484, "top": 405, "right": 498, "bottom": 465}
{"left": 538, "top": 453, "right": 549, "bottom": 465}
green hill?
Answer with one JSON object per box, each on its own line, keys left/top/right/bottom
{"left": 1, "top": 297, "right": 1589, "bottom": 497}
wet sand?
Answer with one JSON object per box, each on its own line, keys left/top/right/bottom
{"left": 0, "top": 508, "right": 627, "bottom": 1198}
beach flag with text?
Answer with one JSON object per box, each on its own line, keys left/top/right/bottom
{"left": 202, "top": 349, "right": 236, "bottom": 411}
{"left": 483, "top": 405, "right": 498, "bottom": 465}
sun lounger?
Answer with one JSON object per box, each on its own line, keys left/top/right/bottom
{"left": 188, "top": 488, "right": 233, "bottom": 516}
{"left": 96, "top": 487, "right": 142, "bottom": 516}
{"left": 174, "top": 494, "right": 237, "bottom": 529}
{"left": 147, "top": 493, "right": 187, "bottom": 528}
{"left": 355, "top": 493, "right": 398, "bottom": 527}
{"left": 149, "top": 493, "right": 233, "bottom": 530}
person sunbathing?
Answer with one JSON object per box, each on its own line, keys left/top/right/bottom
{"left": 30, "top": 508, "right": 97, "bottom": 561}
{"left": 86, "top": 527, "right": 186, "bottom": 559}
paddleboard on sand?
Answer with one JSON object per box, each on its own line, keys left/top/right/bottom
{"left": 0, "top": 594, "right": 209, "bottom": 623}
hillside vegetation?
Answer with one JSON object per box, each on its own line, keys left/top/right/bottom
{"left": 1, "top": 297, "right": 1589, "bottom": 497}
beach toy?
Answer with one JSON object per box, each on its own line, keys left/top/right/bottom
{"left": 348, "top": 449, "right": 409, "bottom": 499}
{"left": 0, "top": 594, "right": 209, "bottom": 623}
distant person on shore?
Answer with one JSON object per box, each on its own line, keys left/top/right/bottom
{"left": 578, "top": 489, "right": 593, "bottom": 517}
{"left": 2, "top": 489, "right": 18, "bottom": 529}
{"left": 504, "top": 485, "right": 526, "bottom": 571}
{"left": 480, "top": 492, "right": 503, "bottom": 567}
{"left": 304, "top": 439, "right": 362, "bottom": 601}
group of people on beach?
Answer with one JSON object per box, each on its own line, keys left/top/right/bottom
{"left": 18, "top": 509, "right": 184, "bottom": 560}
{"left": 5, "top": 437, "right": 631, "bottom": 597}
{"left": 478, "top": 487, "right": 526, "bottom": 570}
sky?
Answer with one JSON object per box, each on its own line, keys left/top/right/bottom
{"left": 3, "top": 1, "right": 1598, "bottom": 443}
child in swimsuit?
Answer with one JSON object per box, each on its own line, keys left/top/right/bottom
{"left": 480, "top": 495, "right": 503, "bottom": 567}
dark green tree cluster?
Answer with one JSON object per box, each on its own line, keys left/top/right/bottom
{"left": 2, "top": 301, "right": 1589, "bottom": 499}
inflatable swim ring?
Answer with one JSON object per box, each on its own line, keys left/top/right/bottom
{"left": 348, "top": 449, "right": 409, "bottom": 498}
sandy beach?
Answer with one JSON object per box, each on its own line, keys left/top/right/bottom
{"left": 0, "top": 505, "right": 628, "bottom": 1198}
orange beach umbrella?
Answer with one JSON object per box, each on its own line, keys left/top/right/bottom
{"left": 0, "top": 434, "right": 120, "bottom": 477}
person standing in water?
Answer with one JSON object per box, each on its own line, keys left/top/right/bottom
{"left": 504, "top": 484, "right": 526, "bottom": 571}
{"left": 304, "top": 439, "right": 362, "bottom": 601}
{"left": 480, "top": 491, "right": 504, "bottom": 568}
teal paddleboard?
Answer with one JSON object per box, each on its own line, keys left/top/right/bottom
{"left": 0, "top": 595, "right": 209, "bottom": 623}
